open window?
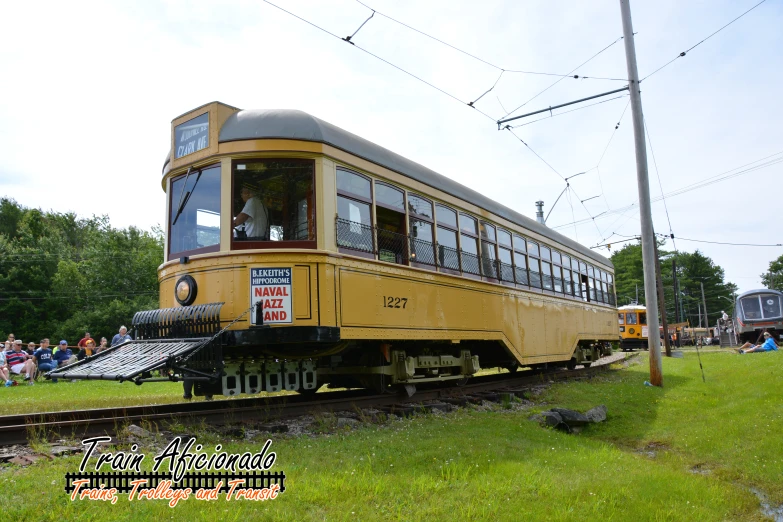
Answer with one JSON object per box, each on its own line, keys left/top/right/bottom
{"left": 375, "top": 182, "right": 407, "bottom": 265}
{"left": 232, "top": 159, "right": 315, "bottom": 249}
{"left": 169, "top": 164, "right": 221, "bottom": 258}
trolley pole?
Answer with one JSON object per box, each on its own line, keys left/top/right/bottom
{"left": 619, "top": 0, "right": 663, "bottom": 386}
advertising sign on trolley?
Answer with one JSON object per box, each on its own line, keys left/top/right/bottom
{"left": 642, "top": 326, "right": 649, "bottom": 338}
{"left": 250, "top": 268, "right": 292, "bottom": 324}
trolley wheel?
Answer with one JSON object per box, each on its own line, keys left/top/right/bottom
{"left": 503, "top": 362, "right": 519, "bottom": 373}
{"left": 566, "top": 358, "right": 577, "bottom": 371}
{"left": 583, "top": 362, "right": 592, "bottom": 368}
{"left": 370, "top": 374, "right": 390, "bottom": 394}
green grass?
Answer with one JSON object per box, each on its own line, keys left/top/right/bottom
{"left": 1, "top": 350, "right": 781, "bottom": 521}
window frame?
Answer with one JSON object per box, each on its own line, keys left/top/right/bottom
{"left": 408, "top": 193, "right": 436, "bottom": 270}
{"left": 435, "top": 203, "right": 461, "bottom": 276}
{"left": 335, "top": 167, "right": 374, "bottom": 259}
{"left": 458, "top": 213, "right": 481, "bottom": 277}
{"left": 168, "top": 163, "right": 223, "bottom": 258}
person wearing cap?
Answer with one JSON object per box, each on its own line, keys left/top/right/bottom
{"left": 735, "top": 332, "right": 779, "bottom": 354}
{"left": 233, "top": 184, "right": 269, "bottom": 240}
{"left": 77, "top": 339, "right": 96, "bottom": 360}
{"left": 6, "top": 340, "right": 36, "bottom": 385}
{"left": 53, "top": 341, "right": 77, "bottom": 367}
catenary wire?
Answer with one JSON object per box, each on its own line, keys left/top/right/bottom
{"left": 354, "top": 0, "right": 627, "bottom": 81}
{"left": 644, "top": 117, "right": 677, "bottom": 252}
{"left": 641, "top": 0, "right": 768, "bottom": 82}
{"left": 656, "top": 234, "right": 781, "bottom": 248}
{"left": 260, "top": 0, "right": 496, "bottom": 122}
{"left": 502, "top": 36, "right": 625, "bottom": 119}
{"left": 552, "top": 150, "right": 783, "bottom": 230}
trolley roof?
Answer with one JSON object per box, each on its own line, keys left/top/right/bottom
{"left": 618, "top": 304, "right": 646, "bottom": 311}
{"left": 168, "top": 107, "right": 612, "bottom": 267}
{"left": 736, "top": 288, "right": 783, "bottom": 299}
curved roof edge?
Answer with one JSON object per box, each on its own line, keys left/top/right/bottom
{"left": 208, "top": 108, "right": 611, "bottom": 267}
{"left": 737, "top": 288, "right": 783, "bottom": 299}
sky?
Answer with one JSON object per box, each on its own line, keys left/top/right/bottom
{"left": 1, "top": 0, "right": 781, "bottom": 294}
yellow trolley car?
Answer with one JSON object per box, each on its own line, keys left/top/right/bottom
{"left": 618, "top": 305, "right": 648, "bottom": 350}
{"left": 53, "top": 102, "right": 619, "bottom": 397}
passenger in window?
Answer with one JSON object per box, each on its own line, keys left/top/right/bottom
{"left": 234, "top": 184, "right": 269, "bottom": 240}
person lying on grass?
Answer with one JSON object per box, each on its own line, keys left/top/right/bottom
{"left": 735, "top": 332, "right": 779, "bottom": 354}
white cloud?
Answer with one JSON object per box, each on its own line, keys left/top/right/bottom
{"left": 0, "top": 0, "right": 780, "bottom": 292}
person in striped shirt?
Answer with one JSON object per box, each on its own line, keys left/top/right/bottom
{"left": 6, "top": 340, "right": 36, "bottom": 385}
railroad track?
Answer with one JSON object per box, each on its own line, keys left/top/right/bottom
{"left": 0, "top": 361, "right": 624, "bottom": 447}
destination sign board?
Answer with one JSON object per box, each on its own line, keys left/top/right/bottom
{"left": 174, "top": 112, "right": 209, "bottom": 159}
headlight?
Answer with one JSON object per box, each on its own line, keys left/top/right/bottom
{"left": 628, "top": 327, "right": 635, "bottom": 335}
{"left": 175, "top": 275, "right": 197, "bottom": 306}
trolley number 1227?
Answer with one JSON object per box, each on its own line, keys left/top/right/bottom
{"left": 382, "top": 296, "right": 408, "bottom": 309}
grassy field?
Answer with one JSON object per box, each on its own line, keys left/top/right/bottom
{"left": 1, "top": 349, "right": 781, "bottom": 521}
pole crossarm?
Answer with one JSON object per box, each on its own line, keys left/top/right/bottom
{"left": 497, "top": 86, "right": 629, "bottom": 128}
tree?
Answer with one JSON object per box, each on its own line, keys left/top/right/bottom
{"left": 0, "top": 198, "right": 163, "bottom": 343}
{"left": 611, "top": 239, "right": 736, "bottom": 327}
{"left": 761, "top": 254, "right": 783, "bottom": 291}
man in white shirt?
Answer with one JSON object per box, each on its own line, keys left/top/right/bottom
{"left": 233, "top": 185, "right": 269, "bottom": 239}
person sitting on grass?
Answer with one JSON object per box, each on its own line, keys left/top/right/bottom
{"left": 735, "top": 332, "right": 779, "bottom": 354}
{"left": 6, "top": 340, "right": 36, "bottom": 385}
{"left": 0, "top": 348, "right": 12, "bottom": 387}
{"left": 34, "top": 339, "right": 57, "bottom": 381}
{"left": 53, "top": 340, "right": 77, "bottom": 367}
{"left": 77, "top": 339, "right": 96, "bottom": 360}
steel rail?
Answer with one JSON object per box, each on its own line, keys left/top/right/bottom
{"left": 0, "top": 362, "right": 623, "bottom": 447}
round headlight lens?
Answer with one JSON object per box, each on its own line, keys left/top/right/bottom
{"left": 175, "top": 275, "right": 197, "bottom": 306}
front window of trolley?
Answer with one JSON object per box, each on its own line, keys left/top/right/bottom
{"left": 232, "top": 159, "right": 315, "bottom": 248}
{"left": 169, "top": 164, "right": 222, "bottom": 258}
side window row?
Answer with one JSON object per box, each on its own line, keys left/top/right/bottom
{"left": 335, "top": 168, "right": 616, "bottom": 305}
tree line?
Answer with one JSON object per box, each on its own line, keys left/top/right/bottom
{"left": 611, "top": 240, "right": 783, "bottom": 327}
{"left": 0, "top": 198, "right": 163, "bottom": 344}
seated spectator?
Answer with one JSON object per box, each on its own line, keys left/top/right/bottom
{"left": 111, "top": 326, "right": 132, "bottom": 347}
{"left": 77, "top": 332, "right": 95, "bottom": 350}
{"left": 0, "top": 348, "right": 11, "bottom": 386}
{"left": 53, "top": 340, "right": 78, "bottom": 367}
{"left": 6, "top": 333, "right": 14, "bottom": 344}
{"left": 96, "top": 337, "right": 109, "bottom": 353}
{"left": 34, "top": 339, "right": 57, "bottom": 382}
{"left": 735, "top": 332, "right": 779, "bottom": 354}
{"left": 6, "top": 340, "right": 36, "bottom": 385}
{"left": 26, "top": 341, "right": 37, "bottom": 356}
{"left": 77, "top": 339, "right": 96, "bottom": 360}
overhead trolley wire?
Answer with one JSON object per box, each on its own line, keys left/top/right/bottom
{"left": 641, "top": 0, "right": 768, "bottom": 82}
{"left": 354, "top": 0, "right": 627, "bottom": 82}
{"left": 501, "top": 36, "right": 626, "bottom": 120}
{"left": 260, "top": 0, "right": 496, "bottom": 122}
{"left": 656, "top": 233, "right": 782, "bottom": 248}
{"left": 552, "top": 149, "right": 783, "bottom": 230}
{"left": 644, "top": 117, "right": 678, "bottom": 251}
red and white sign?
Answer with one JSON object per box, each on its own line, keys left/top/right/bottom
{"left": 250, "top": 268, "right": 292, "bottom": 324}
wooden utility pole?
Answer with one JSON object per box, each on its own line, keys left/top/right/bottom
{"left": 701, "top": 282, "right": 710, "bottom": 334}
{"left": 619, "top": 0, "right": 663, "bottom": 386}
{"left": 654, "top": 241, "right": 671, "bottom": 356}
